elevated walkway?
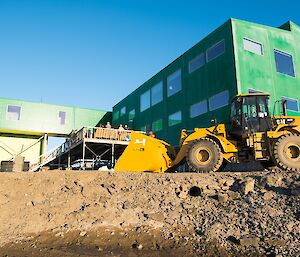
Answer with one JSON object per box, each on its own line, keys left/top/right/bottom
{"left": 30, "top": 127, "right": 133, "bottom": 171}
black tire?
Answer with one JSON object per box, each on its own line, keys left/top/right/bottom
{"left": 186, "top": 138, "right": 224, "bottom": 173}
{"left": 273, "top": 134, "right": 300, "bottom": 171}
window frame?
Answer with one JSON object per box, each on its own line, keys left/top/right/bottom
{"left": 112, "top": 110, "right": 119, "bottom": 121}
{"left": 128, "top": 109, "right": 135, "bottom": 120}
{"left": 190, "top": 100, "right": 208, "bottom": 118}
{"left": 6, "top": 105, "right": 21, "bottom": 121}
{"left": 151, "top": 81, "right": 163, "bottom": 106}
{"left": 248, "top": 88, "right": 264, "bottom": 94}
{"left": 206, "top": 39, "right": 225, "bottom": 62}
{"left": 209, "top": 90, "right": 230, "bottom": 111}
{"left": 140, "top": 125, "right": 146, "bottom": 132}
{"left": 152, "top": 119, "right": 163, "bottom": 132}
{"left": 167, "top": 69, "right": 182, "bottom": 97}
{"left": 140, "top": 89, "right": 151, "bottom": 112}
{"left": 274, "top": 49, "right": 296, "bottom": 78}
{"left": 189, "top": 53, "right": 205, "bottom": 73}
{"left": 120, "top": 106, "right": 126, "bottom": 117}
{"left": 281, "top": 96, "right": 299, "bottom": 112}
{"left": 243, "top": 37, "right": 264, "bottom": 55}
{"left": 168, "top": 111, "right": 182, "bottom": 127}
{"left": 58, "top": 111, "right": 66, "bottom": 125}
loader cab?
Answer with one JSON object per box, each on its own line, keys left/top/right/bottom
{"left": 229, "top": 93, "right": 272, "bottom": 138}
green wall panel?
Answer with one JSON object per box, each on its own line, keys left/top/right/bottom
{"left": 114, "top": 18, "right": 300, "bottom": 146}
{"left": 232, "top": 19, "right": 300, "bottom": 116}
{"left": 113, "top": 20, "right": 237, "bottom": 145}
{"left": 0, "top": 98, "right": 108, "bottom": 136}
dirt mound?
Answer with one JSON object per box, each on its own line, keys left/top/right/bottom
{"left": 0, "top": 170, "right": 299, "bottom": 256}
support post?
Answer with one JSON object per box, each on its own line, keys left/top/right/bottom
{"left": 111, "top": 143, "right": 115, "bottom": 167}
{"left": 67, "top": 151, "right": 71, "bottom": 170}
{"left": 58, "top": 155, "right": 61, "bottom": 170}
{"left": 81, "top": 140, "right": 86, "bottom": 170}
{"left": 43, "top": 134, "right": 48, "bottom": 160}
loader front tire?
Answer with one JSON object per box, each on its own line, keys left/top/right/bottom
{"left": 273, "top": 134, "right": 300, "bottom": 172}
{"left": 186, "top": 138, "right": 224, "bottom": 173}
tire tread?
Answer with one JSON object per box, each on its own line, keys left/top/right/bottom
{"left": 186, "top": 138, "right": 223, "bottom": 173}
{"left": 273, "top": 133, "right": 300, "bottom": 172}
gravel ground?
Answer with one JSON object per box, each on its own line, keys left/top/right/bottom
{"left": 0, "top": 168, "right": 299, "bottom": 256}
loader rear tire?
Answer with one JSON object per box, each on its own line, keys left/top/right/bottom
{"left": 273, "top": 134, "right": 300, "bottom": 172}
{"left": 186, "top": 138, "right": 224, "bottom": 173}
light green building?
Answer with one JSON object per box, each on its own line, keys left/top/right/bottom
{"left": 0, "top": 97, "right": 109, "bottom": 169}
{"left": 112, "top": 19, "right": 300, "bottom": 145}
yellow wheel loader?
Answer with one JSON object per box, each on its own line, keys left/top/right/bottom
{"left": 115, "top": 93, "right": 300, "bottom": 173}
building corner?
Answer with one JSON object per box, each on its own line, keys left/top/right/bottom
{"left": 230, "top": 18, "right": 241, "bottom": 95}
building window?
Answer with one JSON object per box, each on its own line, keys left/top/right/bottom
{"left": 189, "top": 53, "right": 205, "bottom": 73}
{"left": 206, "top": 40, "right": 225, "bottom": 62}
{"left": 168, "top": 111, "right": 182, "bottom": 126}
{"left": 274, "top": 49, "right": 295, "bottom": 77}
{"left": 7, "top": 105, "right": 21, "bottom": 121}
{"left": 140, "top": 125, "right": 146, "bottom": 132}
{"left": 120, "top": 106, "right": 126, "bottom": 117}
{"left": 190, "top": 100, "right": 207, "bottom": 118}
{"left": 209, "top": 90, "right": 229, "bottom": 111}
{"left": 151, "top": 82, "right": 163, "bottom": 106}
{"left": 128, "top": 109, "right": 135, "bottom": 120}
{"left": 59, "top": 111, "right": 66, "bottom": 125}
{"left": 282, "top": 97, "right": 299, "bottom": 112}
{"left": 140, "top": 90, "right": 150, "bottom": 112}
{"left": 113, "top": 111, "right": 119, "bottom": 121}
{"left": 152, "top": 119, "right": 163, "bottom": 132}
{"left": 243, "top": 38, "right": 263, "bottom": 55}
{"left": 167, "top": 69, "right": 182, "bottom": 97}
{"left": 248, "top": 88, "right": 263, "bottom": 94}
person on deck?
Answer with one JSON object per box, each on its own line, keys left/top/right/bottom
{"left": 148, "top": 131, "right": 155, "bottom": 138}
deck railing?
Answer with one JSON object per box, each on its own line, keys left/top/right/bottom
{"left": 83, "top": 127, "right": 131, "bottom": 141}
{"left": 29, "top": 144, "right": 64, "bottom": 172}
{"left": 29, "top": 126, "right": 133, "bottom": 171}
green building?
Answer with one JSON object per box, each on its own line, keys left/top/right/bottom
{"left": 0, "top": 97, "right": 109, "bottom": 169}
{"left": 112, "top": 18, "right": 300, "bottom": 145}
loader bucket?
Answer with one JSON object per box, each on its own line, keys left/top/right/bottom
{"left": 114, "top": 132, "right": 174, "bottom": 173}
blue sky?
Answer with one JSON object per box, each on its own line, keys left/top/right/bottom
{"left": 1, "top": 0, "right": 300, "bottom": 111}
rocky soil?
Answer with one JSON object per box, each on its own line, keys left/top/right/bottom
{"left": 0, "top": 168, "right": 299, "bottom": 256}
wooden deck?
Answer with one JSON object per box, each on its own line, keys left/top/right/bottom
{"left": 30, "top": 127, "right": 133, "bottom": 171}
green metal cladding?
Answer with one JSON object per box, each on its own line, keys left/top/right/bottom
{"left": 232, "top": 19, "right": 300, "bottom": 116}
{"left": 113, "top": 18, "right": 300, "bottom": 145}
{"left": 0, "top": 97, "right": 108, "bottom": 136}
